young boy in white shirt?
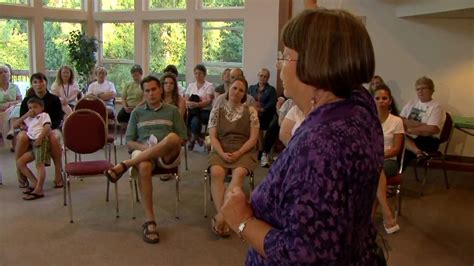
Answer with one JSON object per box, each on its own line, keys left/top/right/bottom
{"left": 14, "top": 98, "right": 52, "bottom": 200}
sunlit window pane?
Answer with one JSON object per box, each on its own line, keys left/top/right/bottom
{"left": 149, "top": 22, "right": 186, "bottom": 75}
{"left": 101, "top": 0, "right": 133, "bottom": 11}
{"left": 42, "top": 0, "right": 81, "bottom": 9}
{"left": 0, "top": 18, "right": 29, "bottom": 72}
{"left": 202, "top": 21, "right": 243, "bottom": 75}
{"left": 102, "top": 23, "right": 134, "bottom": 60}
{"left": 202, "top": 0, "right": 244, "bottom": 8}
{"left": 44, "top": 21, "right": 82, "bottom": 71}
{"left": 0, "top": 0, "right": 28, "bottom": 5}
{"left": 150, "top": 0, "right": 185, "bottom": 9}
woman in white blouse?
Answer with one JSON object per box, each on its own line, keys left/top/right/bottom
{"left": 185, "top": 64, "right": 214, "bottom": 150}
{"left": 87, "top": 66, "right": 116, "bottom": 115}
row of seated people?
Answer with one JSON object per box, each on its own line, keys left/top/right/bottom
{"left": 258, "top": 74, "right": 445, "bottom": 235}
{"left": 2, "top": 62, "right": 445, "bottom": 242}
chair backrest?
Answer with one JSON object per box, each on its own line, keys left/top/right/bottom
{"left": 439, "top": 112, "right": 453, "bottom": 144}
{"left": 63, "top": 109, "right": 107, "bottom": 154}
{"left": 75, "top": 94, "right": 108, "bottom": 125}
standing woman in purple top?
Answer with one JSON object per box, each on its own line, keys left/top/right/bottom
{"left": 221, "top": 9, "right": 384, "bottom": 265}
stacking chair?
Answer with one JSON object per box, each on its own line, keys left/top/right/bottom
{"left": 203, "top": 168, "right": 255, "bottom": 217}
{"left": 413, "top": 112, "right": 453, "bottom": 195}
{"left": 62, "top": 109, "right": 117, "bottom": 223}
{"left": 75, "top": 95, "right": 118, "bottom": 200}
{"left": 129, "top": 164, "right": 182, "bottom": 220}
{"left": 386, "top": 140, "right": 406, "bottom": 217}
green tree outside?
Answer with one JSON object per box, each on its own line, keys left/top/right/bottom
{"left": 150, "top": 0, "right": 185, "bottom": 9}
{"left": 202, "top": 0, "right": 244, "bottom": 8}
{"left": 42, "top": 0, "right": 81, "bottom": 9}
{"left": 102, "top": 23, "right": 134, "bottom": 94}
{"left": 44, "top": 21, "right": 82, "bottom": 71}
{"left": 0, "top": 0, "right": 27, "bottom": 5}
{"left": 149, "top": 22, "right": 186, "bottom": 75}
{"left": 101, "top": 0, "right": 133, "bottom": 10}
{"left": 0, "top": 19, "right": 29, "bottom": 70}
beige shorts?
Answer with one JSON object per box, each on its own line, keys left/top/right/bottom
{"left": 130, "top": 149, "right": 181, "bottom": 178}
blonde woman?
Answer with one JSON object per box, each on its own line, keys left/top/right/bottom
{"left": 51, "top": 65, "right": 80, "bottom": 116}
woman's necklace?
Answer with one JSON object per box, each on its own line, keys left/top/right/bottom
{"left": 62, "top": 84, "right": 70, "bottom": 98}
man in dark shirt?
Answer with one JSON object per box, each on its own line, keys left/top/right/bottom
{"left": 248, "top": 68, "right": 277, "bottom": 164}
{"left": 16, "top": 72, "right": 64, "bottom": 188}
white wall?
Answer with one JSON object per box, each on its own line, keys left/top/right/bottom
{"left": 293, "top": 0, "right": 474, "bottom": 156}
{"left": 243, "top": 0, "right": 280, "bottom": 87}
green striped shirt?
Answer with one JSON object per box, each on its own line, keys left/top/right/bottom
{"left": 126, "top": 102, "right": 187, "bottom": 144}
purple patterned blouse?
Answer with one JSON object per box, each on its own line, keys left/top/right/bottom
{"left": 247, "top": 88, "right": 384, "bottom": 265}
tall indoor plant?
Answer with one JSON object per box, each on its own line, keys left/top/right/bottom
{"left": 66, "top": 30, "right": 98, "bottom": 92}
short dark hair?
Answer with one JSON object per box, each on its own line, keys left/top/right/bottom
{"left": 194, "top": 64, "right": 207, "bottom": 75}
{"left": 140, "top": 75, "right": 161, "bottom": 91}
{"left": 282, "top": 9, "right": 375, "bottom": 98}
{"left": 163, "top": 65, "right": 179, "bottom": 76}
{"left": 225, "top": 77, "right": 248, "bottom": 104}
{"left": 130, "top": 64, "right": 143, "bottom": 74}
{"left": 30, "top": 72, "right": 48, "bottom": 85}
{"left": 27, "top": 97, "right": 44, "bottom": 108}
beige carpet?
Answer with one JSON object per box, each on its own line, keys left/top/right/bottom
{"left": 0, "top": 144, "right": 473, "bottom": 266}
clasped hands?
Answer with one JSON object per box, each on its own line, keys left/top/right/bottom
{"left": 221, "top": 187, "right": 254, "bottom": 233}
{"left": 220, "top": 150, "right": 242, "bottom": 163}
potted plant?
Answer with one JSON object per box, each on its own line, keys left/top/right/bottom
{"left": 66, "top": 30, "right": 98, "bottom": 92}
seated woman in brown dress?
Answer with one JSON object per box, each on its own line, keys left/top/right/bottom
{"left": 207, "top": 77, "right": 259, "bottom": 237}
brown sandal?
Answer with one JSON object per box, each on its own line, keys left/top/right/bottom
{"left": 142, "top": 221, "right": 160, "bottom": 244}
{"left": 104, "top": 162, "right": 129, "bottom": 183}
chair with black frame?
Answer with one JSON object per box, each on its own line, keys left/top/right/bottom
{"left": 62, "top": 109, "right": 118, "bottom": 223}
{"left": 128, "top": 159, "right": 182, "bottom": 219}
{"left": 203, "top": 167, "right": 255, "bottom": 218}
{"left": 75, "top": 94, "right": 118, "bottom": 201}
{"left": 413, "top": 112, "right": 453, "bottom": 196}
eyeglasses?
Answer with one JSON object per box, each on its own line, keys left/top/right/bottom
{"left": 277, "top": 51, "right": 298, "bottom": 63}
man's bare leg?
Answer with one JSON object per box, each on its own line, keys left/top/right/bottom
{"left": 137, "top": 161, "right": 159, "bottom": 243}
{"left": 107, "top": 133, "right": 182, "bottom": 179}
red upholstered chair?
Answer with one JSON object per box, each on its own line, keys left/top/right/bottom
{"left": 75, "top": 95, "right": 117, "bottom": 201}
{"left": 129, "top": 165, "right": 181, "bottom": 219}
{"left": 62, "top": 109, "right": 117, "bottom": 223}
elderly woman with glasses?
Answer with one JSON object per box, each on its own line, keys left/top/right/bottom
{"left": 220, "top": 9, "right": 384, "bottom": 264}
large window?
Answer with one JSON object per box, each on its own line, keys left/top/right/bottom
{"left": 150, "top": 0, "right": 185, "bottom": 9}
{"left": 0, "top": 18, "right": 29, "bottom": 72}
{"left": 44, "top": 21, "right": 82, "bottom": 72}
{"left": 202, "top": 0, "right": 244, "bottom": 8}
{"left": 0, "top": 0, "right": 27, "bottom": 5}
{"left": 202, "top": 20, "right": 243, "bottom": 75}
{"left": 102, "top": 22, "right": 134, "bottom": 94}
{"left": 100, "top": 0, "right": 133, "bottom": 11}
{"left": 149, "top": 22, "right": 186, "bottom": 76}
{"left": 42, "top": 0, "right": 81, "bottom": 9}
